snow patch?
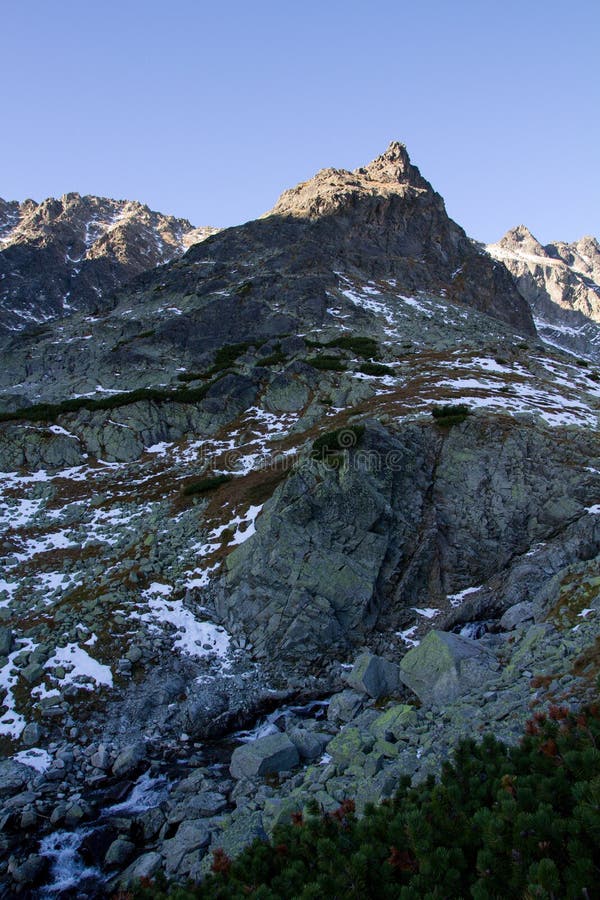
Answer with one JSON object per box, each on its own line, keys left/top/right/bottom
{"left": 447, "top": 586, "right": 481, "bottom": 607}
{"left": 44, "top": 643, "right": 113, "bottom": 690}
{"left": 13, "top": 747, "right": 52, "bottom": 773}
{"left": 411, "top": 607, "right": 441, "bottom": 619}
{"left": 396, "top": 625, "right": 420, "bottom": 648}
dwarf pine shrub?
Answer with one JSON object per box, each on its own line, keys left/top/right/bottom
{"left": 182, "top": 474, "right": 233, "bottom": 496}
{"left": 431, "top": 403, "right": 472, "bottom": 427}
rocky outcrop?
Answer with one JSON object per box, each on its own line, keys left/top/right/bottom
{"left": 0, "top": 193, "right": 216, "bottom": 333}
{"left": 219, "top": 417, "right": 599, "bottom": 662}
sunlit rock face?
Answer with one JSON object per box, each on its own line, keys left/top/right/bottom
{"left": 488, "top": 225, "right": 600, "bottom": 361}
{"left": 0, "top": 193, "right": 217, "bottom": 333}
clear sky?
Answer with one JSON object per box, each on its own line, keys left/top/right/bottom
{"left": 2, "top": 0, "right": 598, "bottom": 244}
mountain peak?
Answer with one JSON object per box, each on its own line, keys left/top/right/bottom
{"left": 355, "top": 140, "right": 428, "bottom": 189}
{"left": 490, "top": 225, "right": 547, "bottom": 259}
{"left": 267, "top": 140, "right": 433, "bottom": 220}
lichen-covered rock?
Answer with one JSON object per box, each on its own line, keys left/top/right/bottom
{"left": 345, "top": 652, "right": 401, "bottom": 699}
{"left": 369, "top": 704, "right": 418, "bottom": 742}
{"left": 399, "top": 630, "right": 499, "bottom": 706}
{"left": 230, "top": 733, "right": 300, "bottom": 779}
{"left": 217, "top": 418, "right": 596, "bottom": 663}
{"left": 326, "top": 726, "right": 375, "bottom": 769}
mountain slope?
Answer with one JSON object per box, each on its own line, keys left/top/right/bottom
{"left": 0, "top": 193, "right": 217, "bottom": 333}
{"left": 487, "top": 225, "right": 600, "bottom": 360}
{"left": 0, "top": 143, "right": 599, "bottom": 896}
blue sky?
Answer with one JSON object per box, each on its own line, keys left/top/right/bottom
{"left": 2, "top": 0, "right": 598, "bottom": 243}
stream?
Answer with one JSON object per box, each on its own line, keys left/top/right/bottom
{"left": 36, "top": 696, "right": 331, "bottom": 897}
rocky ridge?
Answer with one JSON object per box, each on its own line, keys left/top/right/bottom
{"left": 0, "top": 143, "right": 599, "bottom": 895}
{"left": 487, "top": 224, "right": 600, "bottom": 361}
{"left": 0, "top": 194, "right": 217, "bottom": 334}
{"left": 0, "top": 143, "right": 534, "bottom": 410}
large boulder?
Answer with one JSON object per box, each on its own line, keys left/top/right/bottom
{"left": 162, "top": 819, "right": 211, "bottom": 874}
{"left": 230, "top": 733, "right": 299, "bottom": 779}
{"left": 326, "top": 726, "right": 375, "bottom": 768}
{"left": 288, "top": 728, "right": 330, "bottom": 761}
{"left": 500, "top": 601, "right": 534, "bottom": 631}
{"left": 369, "top": 704, "right": 418, "bottom": 742}
{"left": 345, "top": 652, "right": 401, "bottom": 699}
{"left": 327, "top": 690, "right": 365, "bottom": 725}
{"left": 115, "top": 852, "right": 162, "bottom": 890}
{"left": 399, "top": 630, "right": 498, "bottom": 706}
{"left": 112, "top": 742, "right": 145, "bottom": 778}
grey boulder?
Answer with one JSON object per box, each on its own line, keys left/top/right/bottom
{"left": 288, "top": 728, "right": 330, "bottom": 761}
{"left": 162, "top": 819, "right": 211, "bottom": 873}
{"left": 116, "top": 851, "right": 162, "bottom": 889}
{"left": 327, "top": 689, "right": 365, "bottom": 725}
{"left": 0, "top": 760, "right": 31, "bottom": 798}
{"left": 399, "top": 630, "right": 499, "bottom": 706}
{"left": 500, "top": 601, "right": 535, "bottom": 631}
{"left": 346, "top": 652, "right": 401, "bottom": 699}
{"left": 112, "top": 742, "right": 145, "bottom": 777}
{"left": 8, "top": 853, "right": 48, "bottom": 886}
{"left": 230, "top": 732, "right": 300, "bottom": 779}
{"left": 105, "top": 838, "right": 135, "bottom": 868}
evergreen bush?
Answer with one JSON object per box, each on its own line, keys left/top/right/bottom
{"left": 304, "top": 356, "right": 347, "bottom": 372}
{"left": 358, "top": 362, "right": 394, "bottom": 377}
{"left": 182, "top": 474, "right": 233, "bottom": 496}
{"left": 431, "top": 404, "right": 472, "bottom": 427}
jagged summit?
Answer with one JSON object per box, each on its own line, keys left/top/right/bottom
{"left": 491, "top": 225, "right": 548, "bottom": 260}
{"left": 355, "top": 140, "right": 431, "bottom": 190}
{"left": 267, "top": 140, "right": 435, "bottom": 220}
{"left": 262, "top": 142, "right": 534, "bottom": 334}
